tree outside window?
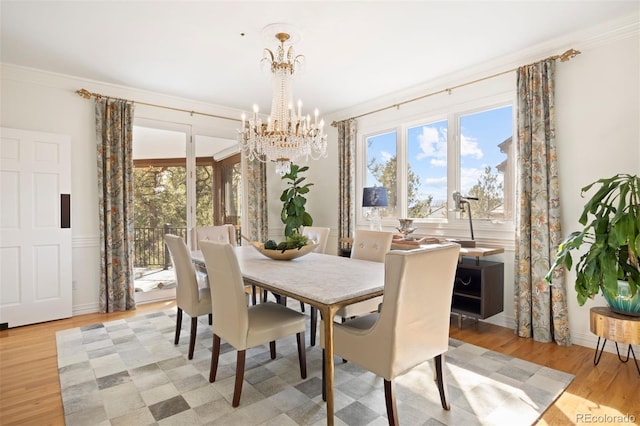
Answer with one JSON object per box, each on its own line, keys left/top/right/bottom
{"left": 459, "top": 105, "right": 513, "bottom": 221}
{"left": 362, "top": 103, "right": 513, "bottom": 224}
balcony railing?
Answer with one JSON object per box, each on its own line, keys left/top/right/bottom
{"left": 134, "top": 225, "right": 187, "bottom": 268}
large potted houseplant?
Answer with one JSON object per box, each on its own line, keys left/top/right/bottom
{"left": 280, "top": 163, "right": 314, "bottom": 237}
{"left": 546, "top": 173, "right": 640, "bottom": 316}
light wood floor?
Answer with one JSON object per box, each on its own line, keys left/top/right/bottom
{"left": 1, "top": 300, "right": 638, "bottom": 425}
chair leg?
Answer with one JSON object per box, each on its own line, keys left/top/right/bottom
{"left": 296, "top": 331, "right": 307, "bottom": 379}
{"left": 188, "top": 317, "right": 198, "bottom": 360}
{"left": 232, "top": 350, "right": 246, "bottom": 407}
{"left": 251, "top": 285, "right": 257, "bottom": 305}
{"left": 174, "top": 308, "right": 183, "bottom": 345}
{"left": 263, "top": 290, "right": 268, "bottom": 303}
{"left": 384, "top": 379, "right": 399, "bottom": 426}
{"left": 310, "top": 307, "right": 317, "bottom": 346}
{"left": 434, "top": 354, "right": 450, "bottom": 410}
{"left": 300, "top": 301, "right": 305, "bottom": 312}
{"left": 321, "top": 349, "right": 326, "bottom": 402}
{"left": 274, "top": 294, "right": 287, "bottom": 306}
{"left": 208, "top": 313, "right": 212, "bottom": 325}
{"left": 209, "top": 334, "right": 221, "bottom": 382}
{"left": 269, "top": 341, "right": 276, "bottom": 359}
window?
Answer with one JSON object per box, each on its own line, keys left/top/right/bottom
{"left": 365, "top": 131, "right": 396, "bottom": 216}
{"left": 459, "top": 106, "right": 514, "bottom": 221}
{"left": 361, "top": 101, "right": 514, "bottom": 235}
{"left": 407, "top": 119, "right": 448, "bottom": 219}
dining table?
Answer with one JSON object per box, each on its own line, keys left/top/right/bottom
{"left": 191, "top": 244, "right": 385, "bottom": 426}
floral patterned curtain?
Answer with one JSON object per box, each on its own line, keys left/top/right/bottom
{"left": 337, "top": 119, "right": 357, "bottom": 252}
{"left": 96, "top": 98, "right": 136, "bottom": 312}
{"left": 245, "top": 157, "right": 268, "bottom": 242}
{"left": 514, "top": 59, "right": 570, "bottom": 345}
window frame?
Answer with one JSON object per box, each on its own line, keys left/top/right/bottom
{"left": 356, "top": 91, "right": 517, "bottom": 243}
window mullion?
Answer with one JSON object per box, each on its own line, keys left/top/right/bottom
{"left": 448, "top": 113, "right": 460, "bottom": 222}
{"left": 397, "top": 125, "right": 408, "bottom": 219}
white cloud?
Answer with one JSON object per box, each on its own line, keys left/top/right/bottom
{"left": 416, "top": 126, "right": 447, "bottom": 160}
{"left": 461, "top": 133, "right": 483, "bottom": 159}
{"left": 424, "top": 176, "right": 447, "bottom": 186}
{"left": 460, "top": 167, "right": 482, "bottom": 191}
{"left": 422, "top": 175, "right": 448, "bottom": 200}
{"left": 430, "top": 158, "right": 447, "bottom": 167}
{"left": 380, "top": 150, "right": 393, "bottom": 162}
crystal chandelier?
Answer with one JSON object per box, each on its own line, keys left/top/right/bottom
{"left": 238, "top": 30, "right": 327, "bottom": 176}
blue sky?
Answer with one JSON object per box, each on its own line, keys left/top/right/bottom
{"left": 367, "top": 105, "right": 513, "bottom": 204}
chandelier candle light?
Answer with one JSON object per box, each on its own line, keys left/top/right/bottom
{"left": 238, "top": 29, "right": 327, "bottom": 176}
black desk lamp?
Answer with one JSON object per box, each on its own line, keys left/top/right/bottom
{"left": 452, "top": 191, "right": 478, "bottom": 247}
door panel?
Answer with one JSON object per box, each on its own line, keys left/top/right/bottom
{"left": 0, "top": 127, "right": 72, "bottom": 328}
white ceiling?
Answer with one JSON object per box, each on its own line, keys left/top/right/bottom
{"left": 1, "top": 1, "right": 638, "bottom": 117}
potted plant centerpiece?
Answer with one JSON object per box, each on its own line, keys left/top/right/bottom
{"left": 279, "top": 163, "right": 314, "bottom": 237}
{"left": 255, "top": 163, "right": 317, "bottom": 260}
{"left": 546, "top": 174, "right": 640, "bottom": 316}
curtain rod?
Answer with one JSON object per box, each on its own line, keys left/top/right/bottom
{"left": 75, "top": 88, "right": 240, "bottom": 123}
{"left": 330, "top": 48, "right": 581, "bottom": 127}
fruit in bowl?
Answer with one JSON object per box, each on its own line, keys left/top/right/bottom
{"left": 252, "top": 234, "right": 318, "bottom": 260}
{"left": 264, "top": 233, "right": 310, "bottom": 252}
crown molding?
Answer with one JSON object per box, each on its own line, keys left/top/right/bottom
{"left": 326, "top": 11, "right": 639, "bottom": 124}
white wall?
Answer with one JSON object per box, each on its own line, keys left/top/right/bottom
{"left": 1, "top": 15, "right": 637, "bottom": 352}
{"left": 555, "top": 32, "right": 639, "bottom": 349}
{"left": 0, "top": 65, "right": 243, "bottom": 313}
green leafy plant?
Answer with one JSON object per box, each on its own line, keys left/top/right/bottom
{"left": 264, "top": 234, "right": 309, "bottom": 252}
{"left": 545, "top": 174, "right": 640, "bottom": 306}
{"left": 280, "top": 164, "right": 313, "bottom": 237}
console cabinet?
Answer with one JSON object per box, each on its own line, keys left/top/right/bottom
{"left": 452, "top": 258, "right": 504, "bottom": 325}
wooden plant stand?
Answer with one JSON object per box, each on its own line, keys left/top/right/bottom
{"left": 589, "top": 306, "right": 640, "bottom": 375}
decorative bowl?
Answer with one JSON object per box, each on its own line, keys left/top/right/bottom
{"left": 250, "top": 241, "right": 318, "bottom": 260}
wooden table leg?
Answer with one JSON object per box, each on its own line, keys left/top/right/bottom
{"left": 322, "top": 305, "right": 338, "bottom": 426}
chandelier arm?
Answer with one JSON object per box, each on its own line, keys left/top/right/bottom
{"left": 263, "top": 48, "right": 275, "bottom": 63}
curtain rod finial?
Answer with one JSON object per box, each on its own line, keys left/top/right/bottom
{"left": 76, "top": 88, "right": 92, "bottom": 99}
{"left": 559, "top": 48, "right": 581, "bottom": 62}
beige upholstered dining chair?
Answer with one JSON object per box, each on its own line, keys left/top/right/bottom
{"left": 308, "top": 229, "right": 393, "bottom": 347}
{"left": 196, "top": 224, "right": 260, "bottom": 304}
{"left": 339, "top": 229, "right": 393, "bottom": 317}
{"left": 164, "top": 234, "right": 212, "bottom": 360}
{"left": 195, "top": 224, "right": 236, "bottom": 248}
{"left": 302, "top": 226, "right": 330, "bottom": 254}
{"left": 199, "top": 240, "right": 307, "bottom": 407}
{"left": 322, "top": 243, "right": 461, "bottom": 424}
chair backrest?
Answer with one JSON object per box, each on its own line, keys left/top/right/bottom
{"left": 374, "top": 243, "right": 461, "bottom": 379}
{"left": 196, "top": 225, "right": 236, "bottom": 249}
{"left": 302, "top": 226, "right": 330, "bottom": 254}
{"left": 164, "top": 234, "right": 201, "bottom": 312}
{"left": 350, "top": 229, "right": 393, "bottom": 262}
{"left": 199, "top": 240, "right": 249, "bottom": 349}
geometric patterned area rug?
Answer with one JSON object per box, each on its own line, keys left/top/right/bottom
{"left": 56, "top": 309, "right": 574, "bottom": 425}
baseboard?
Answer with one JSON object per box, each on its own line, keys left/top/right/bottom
{"left": 460, "top": 312, "right": 630, "bottom": 356}
{"left": 72, "top": 302, "right": 100, "bottom": 316}
{"left": 72, "top": 290, "right": 177, "bottom": 316}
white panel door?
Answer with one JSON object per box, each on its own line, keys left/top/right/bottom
{"left": 0, "top": 127, "right": 72, "bottom": 328}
